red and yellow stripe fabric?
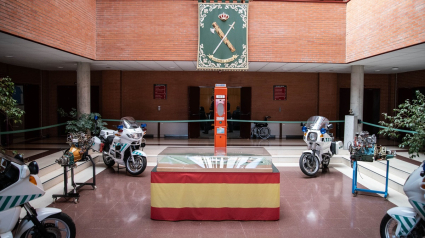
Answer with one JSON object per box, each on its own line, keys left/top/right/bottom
{"left": 151, "top": 169, "right": 280, "bottom": 221}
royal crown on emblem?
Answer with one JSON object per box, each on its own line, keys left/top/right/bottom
{"left": 218, "top": 12, "right": 229, "bottom": 21}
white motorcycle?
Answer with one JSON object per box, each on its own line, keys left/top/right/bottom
{"left": 380, "top": 162, "right": 425, "bottom": 237}
{"left": 299, "top": 116, "right": 342, "bottom": 177}
{"left": 93, "top": 117, "right": 148, "bottom": 176}
{"left": 0, "top": 154, "right": 76, "bottom": 238}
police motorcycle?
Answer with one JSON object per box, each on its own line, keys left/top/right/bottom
{"left": 93, "top": 117, "right": 147, "bottom": 176}
{"left": 0, "top": 154, "right": 76, "bottom": 238}
{"left": 380, "top": 162, "right": 425, "bottom": 238}
{"left": 299, "top": 116, "right": 343, "bottom": 177}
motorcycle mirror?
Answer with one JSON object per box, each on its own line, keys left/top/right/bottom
{"left": 300, "top": 122, "right": 305, "bottom": 127}
{"left": 328, "top": 124, "right": 333, "bottom": 130}
{"left": 14, "top": 154, "right": 24, "bottom": 162}
{"left": 28, "top": 161, "right": 39, "bottom": 175}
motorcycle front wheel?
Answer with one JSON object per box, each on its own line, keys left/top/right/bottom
{"left": 125, "top": 155, "right": 147, "bottom": 176}
{"left": 21, "top": 212, "right": 76, "bottom": 238}
{"left": 299, "top": 153, "right": 320, "bottom": 177}
{"left": 380, "top": 214, "right": 401, "bottom": 238}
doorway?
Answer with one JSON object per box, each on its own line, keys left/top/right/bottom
{"left": 337, "top": 88, "right": 381, "bottom": 138}
{"left": 197, "top": 87, "right": 242, "bottom": 139}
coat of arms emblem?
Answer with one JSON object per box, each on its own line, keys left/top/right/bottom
{"left": 197, "top": 2, "right": 249, "bottom": 70}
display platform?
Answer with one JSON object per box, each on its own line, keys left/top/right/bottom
{"left": 151, "top": 147, "right": 280, "bottom": 221}
{"left": 156, "top": 147, "right": 273, "bottom": 172}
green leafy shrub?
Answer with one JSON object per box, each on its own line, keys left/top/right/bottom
{"left": 0, "top": 76, "right": 24, "bottom": 124}
{"left": 0, "top": 76, "right": 25, "bottom": 154}
{"left": 58, "top": 108, "right": 107, "bottom": 135}
{"left": 379, "top": 90, "right": 425, "bottom": 158}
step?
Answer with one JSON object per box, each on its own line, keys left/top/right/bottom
{"left": 365, "top": 158, "right": 416, "bottom": 181}
{"left": 41, "top": 155, "right": 100, "bottom": 190}
{"left": 339, "top": 155, "right": 407, "bottom": 194}
{"left": 31, "top": 151, "right": 66, "bottom": 177}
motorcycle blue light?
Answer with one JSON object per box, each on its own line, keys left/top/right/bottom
{"left": 117, "top": 125, "right": 123, "bottom": 130}
{"left": 94, "top": 115, "right": 98, "bottom": 120}
{"left": 320, "top": 128, "right": 326, "bottom": 134}
{"left": 141, "top": 123, "right": 147, "bottom": 128}
{"left": 302, "top": 126, "right": 307, "bottom": 132}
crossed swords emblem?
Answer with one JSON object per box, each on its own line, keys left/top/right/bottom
{"left": 210, "top": 21, "right": 236, "bottom": 54}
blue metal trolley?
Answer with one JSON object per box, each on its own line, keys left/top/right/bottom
{"left": 352, "top": 160, "right": 390, "bottom": 198}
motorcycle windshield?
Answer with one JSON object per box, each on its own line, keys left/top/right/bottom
{"left": 121, "top": 117, "right": 140, "bottom": 129}
{"left": 306, "top": 116, "right": 329, "bottom": 130}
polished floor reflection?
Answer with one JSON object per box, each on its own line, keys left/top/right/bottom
{"left": 48, "top": 166, "right": 394, "bottom": 238}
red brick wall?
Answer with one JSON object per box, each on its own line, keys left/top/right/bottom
{"left": 0, "top": 0, "right": 96, "bottom": 59}
{"left": 4, "top": 62, "right": 425, "bottom": 138}
{"left": 96, "top": 0, "right": 346, "bottom": 63}
{"left": 115, "top": 71, "right": 321, "bottom": 122}
{"left": 346, "top": 0, "right": 425, "bottom": 62}
{"left": 319, "top": 73, "right": 338, "bottom": 120}
{"left": 397, "top": 70, "right": 425, "bottom": 89}
{"left": 101, "top": 71, "right": 121, "bottom": 120}
{"left": 2, "top": 0, "right": 424, "bottom": 63}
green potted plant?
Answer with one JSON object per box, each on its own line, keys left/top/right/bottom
{"left": 58, "top": 108, "right": 107, "bottom": 136}
{"left": 379, "top": 90, "right": 425, "bottom": 159}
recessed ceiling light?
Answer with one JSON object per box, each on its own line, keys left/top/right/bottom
{"left": 169, "top": 67, "right": 175, "bottom": 69}
{"left": 58, "top": 66, "right": 63, "bottom": 69}
{"left": 392, "top": 67, "right": 399, "bottom": 70}
{"left": 5, "top": 56, "right": 13, "bottom": 58}
{"left": 375, "top": 70, "right": 380, "bottom": 72}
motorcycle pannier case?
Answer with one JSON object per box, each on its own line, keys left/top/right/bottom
{"left": 92, "top": 137, "right": 104, "bottom": 152}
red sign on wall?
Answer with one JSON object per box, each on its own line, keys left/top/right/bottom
{"left": 154, "top": 84, "right": 167, "bottom": 99}
{"left": 273, "top": 85, "right": 287, "bottom": 100}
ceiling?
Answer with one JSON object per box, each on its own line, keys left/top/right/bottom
{"left": 0, "top": 32, "right": 424, "bottom": 74}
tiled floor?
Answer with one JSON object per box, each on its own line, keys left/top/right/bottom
{"left": 49, "top": 166, "right": 394, "bottom": 238}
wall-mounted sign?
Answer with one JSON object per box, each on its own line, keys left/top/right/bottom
{"left": 154, "top": 84, "right": 167, "bottom": 99}
{"left": 273, "top": 85, "right": 287, "bottom": 100}
{"left": 197, "top": 2, "right": 249, "bottom": 71}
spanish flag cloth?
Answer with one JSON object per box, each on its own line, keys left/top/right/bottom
{"left": 150, "top": 165, "right": 280, "bottom": 221}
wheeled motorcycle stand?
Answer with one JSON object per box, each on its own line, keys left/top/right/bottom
{"left": 52, "top": 154, "right": 97, "bottom": 203}
{"left": 352, "top": 160, "right": 389, "bottom": 198}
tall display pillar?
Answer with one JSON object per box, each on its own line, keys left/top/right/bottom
{"left": 77, "top": 62, "right": 91, "bottom": 117}
{"left": 214, "top": 84, "right": 227, "bottom": 152}
{"left": 344, "top": 115, "right": 358, "bottom": 150}
{"left": 350, "top": 65, "right": 364, "bottom": 132}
